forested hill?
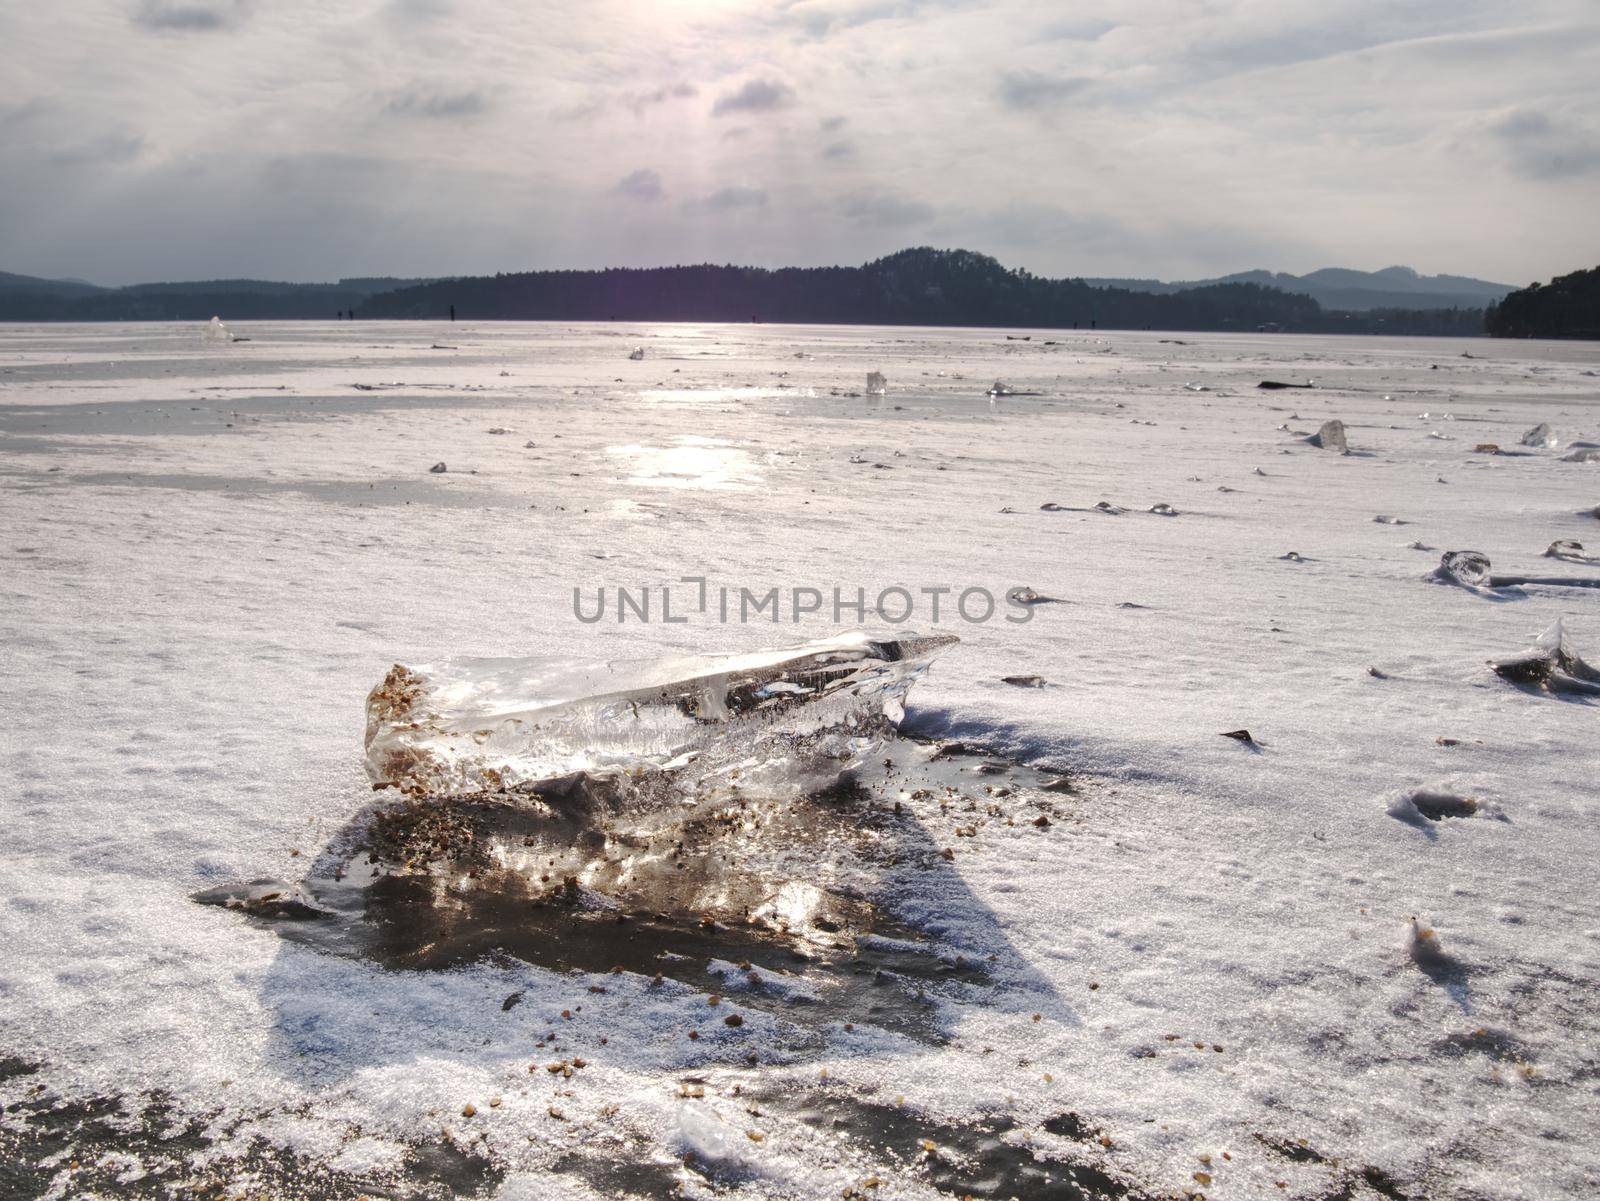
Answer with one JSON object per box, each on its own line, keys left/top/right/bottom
{"left": 1486, "top": 266, "right": 1600, "bottom": 339}
{"left": 357, "top": 248, "right": 1322, "bottom": 331}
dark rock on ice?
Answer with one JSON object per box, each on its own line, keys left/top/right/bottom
{"left": 1219, "top": 729, "right": 1255, "bottom": 744}
{"left": 1257, "top": 380, "right": 1314, "bottom": 390}
{"left": 1388, "top": 789, "right": 1479, "bottom": 828}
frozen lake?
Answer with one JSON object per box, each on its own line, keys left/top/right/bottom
{"left": 2, "top": 320, "right": 1599, "bottom": 1199}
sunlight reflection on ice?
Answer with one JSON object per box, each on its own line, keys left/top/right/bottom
{"left": 606, "top": 434, "right": 761, "bottom": 490}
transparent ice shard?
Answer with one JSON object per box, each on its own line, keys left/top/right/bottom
{"left": 365, "top": 631, "right": 958, "bottom": 799}
{"left": 1490, "top": 618, "right": 1600, "bottom": 694}
{"left": 866, "top": 371, "right": 886, "bottom": 395}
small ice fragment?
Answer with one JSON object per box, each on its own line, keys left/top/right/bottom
{"left": 1280, "top": 551, "right": 1304, "bottom": 562}
{"left": 1521, "top": 422, "right": 1556, "bottom": 448}
{"left": 1001, "top": 675, "right": 1047, "bottom": 688}
{"left": 429, "top": 462, "right": 447, "bottom": 473}
{"left": 1148, "top": 503, "right": 1178, "bottom": 516}
{"left": 675, "top": 1102, "right": 755, "bottom": 1171}
{"left": 987, "top": 381, "right": 1014, "bottom": 396}
{"left": 1434, "top": 550, "right": 1491, "bottom": 587}
{"left": 1219, "top": 729, "right": 1255, "bottom": 744}
{"left": 1372, "top": 514, "right": 1405, "bottom": 525}
{"left": 1184, "top": 382, "right": 1208, "bottom": 392}
{"left": 628, "top": 347, "right": 645, "bottom": 360}
{"left": 1257, "top": 380, "right": 1313, "bottom": 390}
{"left": 866, "top": 371, "right": 886, "bottom": 395}
{"left": 203, "top": 315, "right": 232, "bottom": 343}
{"left": 1306, "top": 419, "right": 1348, "bottom": 453}
{"left": 1545, "top": 540, "right": 1590, "bottom": 561}
{"left": 1094, "top": 501, "right": 1125, "bottom": 515}
{"left": 1564, "top": 448, "right": 1600, "bottom": 463}
{"left": 193, "top": 879, "right": 332, "bottom": 920}
{"left": 487, "top": 427, "right": 511, "bottom": 435}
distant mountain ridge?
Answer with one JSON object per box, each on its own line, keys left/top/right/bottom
{"left": 0, "top": 272, "right": 437, "bottom": 320}
{"left": 1084, "top": 265, "right": 1513, "bottom": 312}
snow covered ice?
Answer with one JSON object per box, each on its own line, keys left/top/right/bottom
{"left": 4, "top": 320, "right": 1600, "bottom": 1199}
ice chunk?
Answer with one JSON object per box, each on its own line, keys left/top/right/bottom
{"left": 1490, "top": 618, "right": 1600, "bottom": 694}
{"left": 676, "top": 1102, "right": 760, "bottom": 1172}
{"left": 1433, "top": 550, "right": 1491, "bottom": 588}
{"left": 365, "top": 631, "right": 957, "bottom": 798}
{"left": 866, "top": 371, "right": 886, "bottom": 395}
{"left": 202, "top": 316, "right": 231, "bottom": 343}
{"left": 628, "top": 346, "right": 645, "bottom": 360}
{"left": 1521, "top": 422, "right": 1556, "bottom": 448}
{"left": 1306, "top": 419, "right": 1348, "bottom": 453}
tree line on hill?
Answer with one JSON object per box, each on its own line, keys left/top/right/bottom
{"left": 6, "top": 248, "right": 1593, "bottom": 338}
{"left": 1486, "top": 266, "right": 1600, "bottom": 339}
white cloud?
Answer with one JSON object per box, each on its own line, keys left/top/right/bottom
{"left": 0, "top": 0, "right": 1595, "bottom": 284}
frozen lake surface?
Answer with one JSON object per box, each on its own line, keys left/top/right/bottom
{"left": 2, "top": 321, "right": 1599, "bottom": 1199}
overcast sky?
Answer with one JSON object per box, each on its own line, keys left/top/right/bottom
{"left": 3, "top": 0, "right": 1598, "bottom": 286}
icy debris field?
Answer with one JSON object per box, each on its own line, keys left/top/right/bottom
{"left": 2, "top": 320, "right": 1600, "bottom": 1200}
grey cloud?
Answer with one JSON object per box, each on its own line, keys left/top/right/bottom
{"left": 132, "top": 1, "right": 246, "bottom": 32}
{"left": 628, "top": 82, "right": 697, "bottom": 115}
{"left": 384, "top": 0, "right": 452, "bottom": 19}
{"left": 384, "top": 88, "right": 488, "bottom": 119}
{"left": 821, "top": 115, "right": 848, "bottom": 133}
{"left": 555, "top": 82, "right": 697, "bottom": 123}
{"left": 711, "top": 78, "right": 796, "bottom": 117}
{"left": 997, "top": 71, "right": 1091, "bottom": 111}
{"left": 1491, "top": 108, "right": 1600, "bottom": 180}
{"left": 1039, "top": 16, "right": 1117, "bottom": 42}
{"left": 821, "top": 140, "right": 855, "bottom": 159}
{"left": 783, "top": 0, "right": 960, "bottom": 39}
{"left": 689, "top": 186, "right": 768, "bottom": 211}
{"left": 838, "top": 192, "right": 933, "bottom": 226}
{"left": 48, "top": 132, "right": 145, "bottom": 167}
{"left": 615, "top": 168, "right": 664, "bottom": 202}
